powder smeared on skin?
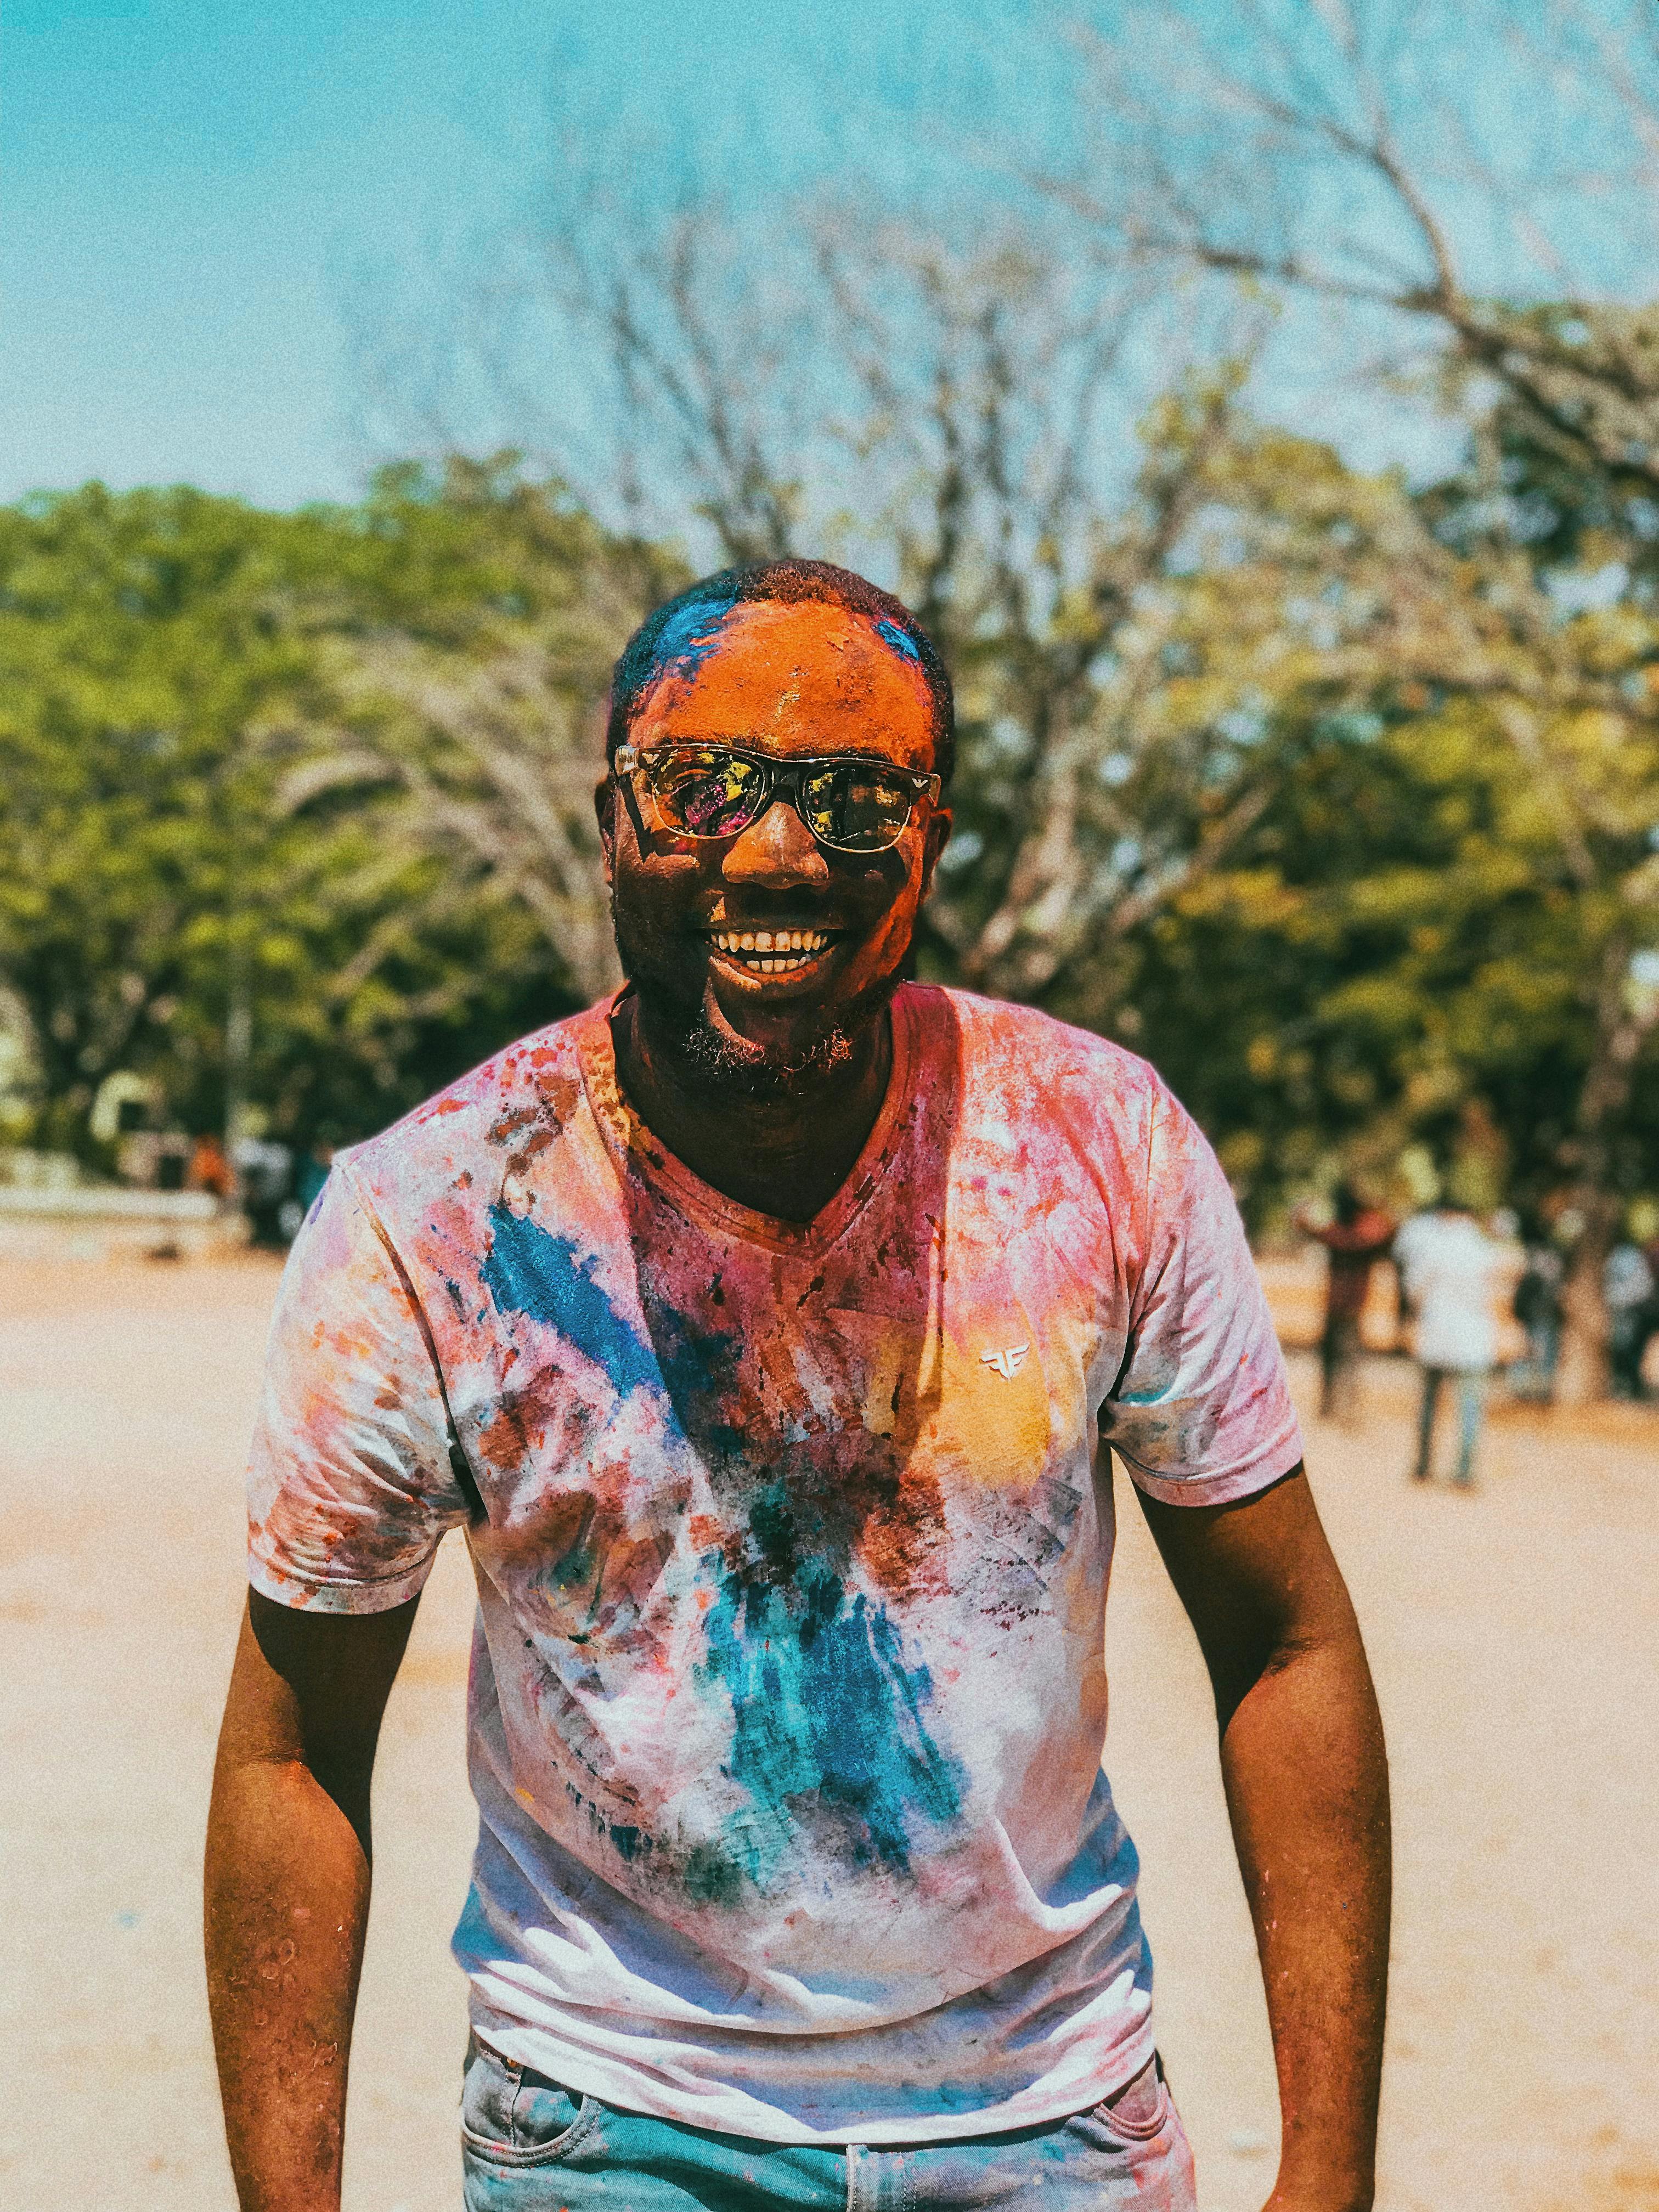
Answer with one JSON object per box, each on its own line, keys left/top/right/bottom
{"left": 633, "top": 600, "right": 936, "bottom": 764}
{"left": 639, "top": 588, "right": 743, "bottom": 690}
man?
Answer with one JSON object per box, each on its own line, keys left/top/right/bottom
{"left": 1294, "top": 1183, "right": 1396, "bottom": 1425}
{"left": 207, "top": 561, "right": 1389, "bottom": 2212}
{"left": 1395, "top": 1198, "right": 1503, "bottom": 1487}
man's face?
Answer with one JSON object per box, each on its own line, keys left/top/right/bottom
{"left": 599, "top": 599, "right": 951, "bottom": 1085}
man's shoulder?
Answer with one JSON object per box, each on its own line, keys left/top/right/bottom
{"left": 902, "top": 986, "right": 1171, "bottom": 1195}
{"left": 337, "top": 1002, "right": 603, "bottom": 1203}
{"left": 905, "top": 984, "right": 1166, "bottom": 1110}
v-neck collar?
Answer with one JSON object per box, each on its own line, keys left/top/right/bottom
{"left": 576, "top": 986, "right": 921, "bottom": 1257}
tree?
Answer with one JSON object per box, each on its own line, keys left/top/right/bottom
{"left": 1116, "top": 419, "right": 1659, "bottom": 1396}
{"left": 1056, "top": 0, "right": 1659, "bottom": 494}
{"left": 0, "top": 484, "right": 309, "bottom": 1158}
{"left": 0, "top": 466, "right": 679, "bottom": 1160}
{"left": 1040, "top": 0, "right": 1659, "bottom": 1395}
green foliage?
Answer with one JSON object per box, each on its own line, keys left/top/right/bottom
{"left": 0, "top": 464, "right": 678, "bottom": 1157}
{"left": 2, "top": 414, "right": 1655, "bottom": 1250}
{"left": 0, "top": 483, "right": 305, "bottom": 1153}
{"left": 1127, "top": 417, "right": 1659, "bottom": 1228}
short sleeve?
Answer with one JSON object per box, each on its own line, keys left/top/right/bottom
{"left": 246, "top": 1157, "right": 471, "bottom": 1612}
{"left": 1101, "top": 1088, "right": 1303, "bottom": 1506}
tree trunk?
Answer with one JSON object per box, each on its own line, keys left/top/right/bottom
{"left": 1553, "top": 930, "right": 1657, "bottom": 1407}
{"left": 1554, "top": 1192, "right": 1618, "bottom": 1409}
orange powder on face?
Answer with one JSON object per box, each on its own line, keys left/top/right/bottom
{"left": 632, "top": 601, "right": 938, "bottom": 772}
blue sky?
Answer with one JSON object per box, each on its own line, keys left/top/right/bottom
{"left": 5, "top": 1, "right": 557, "bottom": 503}
{"left": 2, "top": 1, "right": 1640, "bottom": 512}
{"left": 2, "top": 0, "right": 1065, "bottom": 507}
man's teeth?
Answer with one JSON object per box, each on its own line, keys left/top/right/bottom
{"left": 710, "top": 928, "right": 831, "bottom": 974}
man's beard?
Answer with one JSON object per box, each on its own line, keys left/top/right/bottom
{"left": 676, "top": 1009, "right": 857, "bottom": 1101}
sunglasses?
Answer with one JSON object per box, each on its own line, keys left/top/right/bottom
{"left": 613, "top": 743, "right": 941, "bottom": 856}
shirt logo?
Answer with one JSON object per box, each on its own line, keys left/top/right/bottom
{"left": 979, "top": 1342, "right": 1030, "bottom": 1380}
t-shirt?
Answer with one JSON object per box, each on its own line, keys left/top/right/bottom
{"left": 1395, "top": 1212, "right": 1503, "bottom": 1371}
{"left": 247, "top": 985, "right": 1302, "bottom": 2146}
{"left": 1312, "top": 1211, "right": 1396, "bottom": 1320}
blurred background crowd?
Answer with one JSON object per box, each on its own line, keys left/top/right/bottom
{"left": 5, "top": 0, "right": 1659, "bottom": 1407}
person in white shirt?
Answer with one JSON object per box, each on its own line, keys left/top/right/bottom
{"left": 1395, "top": 1203, "right": 1505, "bottom": 1488}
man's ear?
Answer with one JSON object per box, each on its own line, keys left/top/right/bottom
{"left": 918, "top": 806, "right": 952, "bottom": 902}
{"left": 595, "top": 775, "right": 617, "bottom": 885}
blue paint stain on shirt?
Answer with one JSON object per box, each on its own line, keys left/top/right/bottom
{"left": 481, "top": 1203, "right": 659, "bottom": 1397}
{"left": 640, "top": 1296, "right": 748, "bottom": 1469}
{"left": 874, "top": 617, "right": 921, "bottom": 664}
{"left": 692, "top": 1514, "right": 967, "bottom": 1898}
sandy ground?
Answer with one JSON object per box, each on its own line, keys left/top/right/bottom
{"left": 2, "top": 1251, "right": 1655, "bottom": 2212}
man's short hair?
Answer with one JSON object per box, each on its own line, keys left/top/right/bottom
{"left": 606, "top": 558, "right": 956, "bottom": 787}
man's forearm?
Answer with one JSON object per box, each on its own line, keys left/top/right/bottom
{"left": 1219, "top": 1628, "right": 1391, "bottom": 2212}
{"left": 206, "top": 1592, "right": 416, "bottom": 2212}
{"left": 204, "top": 1750, "right": 372, "bottom": 2211}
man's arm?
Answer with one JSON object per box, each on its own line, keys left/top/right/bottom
{"left": 1137, "top": 1466, "right": 1390, "bottom": 2212}
{"left": 205, "top": 1589, "right": 420, "bottom": 2212}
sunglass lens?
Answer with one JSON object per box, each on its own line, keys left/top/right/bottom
{"left": 653, "top": 750, "right": 766, "bottom": 837}
{"left": 803, "top": 765, "right": 915, "bottom": 850}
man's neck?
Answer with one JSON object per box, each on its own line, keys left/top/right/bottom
{"left": 611, "top": 993, "right": 895, "bottom": 1225}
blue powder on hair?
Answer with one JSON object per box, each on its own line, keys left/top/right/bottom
{"left": 640, "top": 587, "right": 742, "bottom": 689}
{"left": 874, "top": 618, "right": 921, "bottom": 664}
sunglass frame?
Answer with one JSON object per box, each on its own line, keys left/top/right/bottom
{"left": 612, "top": 743, "right": 941, "bottom": 855}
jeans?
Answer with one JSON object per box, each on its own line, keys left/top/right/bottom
{"left": 1609, "top": 1310, "right": 1650, "bottom": 1399}
{"left": 1509, "top": 1319, "right": 1559, "bottom": 1403}
{"left": 1414, "top": 1365, "right": 1486, "bottom": 1486}
{"left": 1319, "top": 1311, "right": 1363, "bottom": 1423}
{"left": 460, "top": 2035, "right": 1198, "bottom": 2210}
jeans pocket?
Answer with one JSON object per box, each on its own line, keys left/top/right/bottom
{"left": 461, "top": 2039, "right": 597, "bottom": 2166}
{"left": 1073, "top": 2055, "right": 1171, "bottom": 2147}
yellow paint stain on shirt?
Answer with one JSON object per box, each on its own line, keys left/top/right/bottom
{"left": 930, "top": 1327, "right": 1051, "bottom": 1480}
{"left": 825, "top": 1306, "right": 1053, "bottom": 1483}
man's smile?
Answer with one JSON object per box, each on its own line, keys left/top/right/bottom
{"left": 704, "top": 926, "right": 841, "bottom": 980}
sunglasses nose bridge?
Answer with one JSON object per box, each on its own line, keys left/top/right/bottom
{"left": 720, "top": 786, "right": 833, "bottom": 887}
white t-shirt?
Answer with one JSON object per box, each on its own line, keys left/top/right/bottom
{"left": 1396, "top": 1211, "right": 1503, "bottom": 1371}
{"left": 247, "top": 985, "right": 1302, "bottom": 2146}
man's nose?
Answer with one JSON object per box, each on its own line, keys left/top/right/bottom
{"left": 721, "top": 799, "right": 830, "bottom": 889}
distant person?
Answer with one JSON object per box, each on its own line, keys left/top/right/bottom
{"left": 185, "top": 1132, "right": 234, "bottom": 1201}
{"left": 1604, "top": 1239, "right": 1655, "bottom": 1401}
{"left": 232, "top": 1136, "right": 293, "bottom": 1249}
{"left": 1295, "top": 1183, "right": 1396, "bottom": 1424}
{"left": 1639, "top": 1223, "right": 1659, "bottom": 1397}
{"left": 1396, "top": 1202, "right": 1504, "bottom": 1488}
{"left": 293, "top": 1140, "right": 334, "bottom": 1214}
{"left": 1510, "top": 1239, "right": 1564, "bottom": 1404}
{"left": 284, "top": 1139, "right": 336, "bottom": 1240}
